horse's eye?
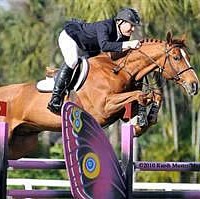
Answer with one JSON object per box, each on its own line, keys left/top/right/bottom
{"left": 173, "top": 56, "right": 181, "bottom": 61}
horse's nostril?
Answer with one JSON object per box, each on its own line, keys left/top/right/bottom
{"left": 192, "top": 82, "right": 199, "bottom": 95}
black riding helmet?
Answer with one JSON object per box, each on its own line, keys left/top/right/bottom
{"left": 115, "top": 8, "right": 140, "bottom": 26}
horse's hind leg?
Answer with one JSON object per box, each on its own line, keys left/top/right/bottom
{"left": 8, "top": 133, "right": 38, "bottom": 159}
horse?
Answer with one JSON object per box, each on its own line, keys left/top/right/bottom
{"left": 0, "top": 32, "right": 199, "bottom": 159}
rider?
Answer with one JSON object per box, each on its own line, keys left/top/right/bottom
{"left": 47, "top": 7, "right": 141, "bottom": 114}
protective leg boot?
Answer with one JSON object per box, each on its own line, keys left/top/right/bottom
{"left": 47, "top": 63, "right": 73, "bottom": 114}
{"left": 137, "top": 104, "right": 148, "bottom": 127}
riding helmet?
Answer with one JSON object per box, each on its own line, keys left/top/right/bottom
{"left": 115, "top": 8, "right": 140, "bottom": 26}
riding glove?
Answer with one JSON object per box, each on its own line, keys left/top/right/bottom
{"left": 122, "top": 40, "right": 141, "bottom": 49}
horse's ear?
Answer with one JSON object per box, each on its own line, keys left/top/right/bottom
{"left": 166, "top": 32, "right": 172, "bottom": 44}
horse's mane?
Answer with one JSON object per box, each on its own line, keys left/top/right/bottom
{"left": 141, "top": 38, "right": 186, "bottom": 47}
{"left": 169, "top": 39, "right": 186, "bottom": 47}
{"left": 140, "top": 38, "right": 163, "bottom": 44}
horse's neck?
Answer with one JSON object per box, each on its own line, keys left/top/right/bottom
{"left": 128, "top": 42, "right": 166, "bottom": 80}
{"left": 89, "top": 53, "right": 118, "bottom": 70}
{"left": 88, "top": 42, "right": 165, "bottom": 81}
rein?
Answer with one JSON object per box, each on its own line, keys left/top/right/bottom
{"left": 112, "top": 50, "right": 133, "bottom": 76}
{"left": 112, "top": 50, "right": 165, "bottom": 93}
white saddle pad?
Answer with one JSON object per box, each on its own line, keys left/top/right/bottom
{"left": 36, "top": 57, "right": 89, "bottom": 93}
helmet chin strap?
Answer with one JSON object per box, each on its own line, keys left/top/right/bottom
{"left": 117, "top": 20, "right": 131, "bottom": 41}
{"left": 117, "top": 20, "right": 124, "bottom": 38}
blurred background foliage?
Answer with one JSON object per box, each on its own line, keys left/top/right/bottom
{"left": 2, "top": 0, "right": 200, "bottom": 183}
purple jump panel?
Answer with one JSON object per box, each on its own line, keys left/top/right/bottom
{"left": 134, "top": 161, "right": 200, "bottom": 171}
{"left": 62, "top": 102, "right": 127, "bottom": 199}
{"left": 8, "top": 159, "right": 66, "bottom": 169}
{"left": 7, "top": 190, "right": 73, "bottom": 198}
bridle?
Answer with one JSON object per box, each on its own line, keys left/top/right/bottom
{"left": 112, "top": 43, "right": 194, "bottom": 83}
{"left": 158, "top": 43, "right": 194, "bottom": 81}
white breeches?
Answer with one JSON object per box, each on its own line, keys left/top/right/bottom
{"left": 58, "top": 30, "right": 86, "bottom": 69}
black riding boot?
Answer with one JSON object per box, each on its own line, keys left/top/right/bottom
{"left": 47, "top": 63, "right": 73, "bottom": 114}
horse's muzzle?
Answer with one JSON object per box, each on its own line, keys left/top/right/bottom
{"left": 186, "top": 82, "right": 199, "bottom": 96}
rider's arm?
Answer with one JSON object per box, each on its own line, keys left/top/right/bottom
{"left": 96, "top": 22, "right": 141, "bottom": 52}
{"left": 96, "top": 23, "right": 123, "bottom": 52}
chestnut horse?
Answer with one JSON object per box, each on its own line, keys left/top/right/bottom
{"left": 0, "top": 32, "right": 199, "bottom": 159}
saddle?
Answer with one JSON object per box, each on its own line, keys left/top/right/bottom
{"left": 36, "top": 57, "right": 89, "bottom": 93}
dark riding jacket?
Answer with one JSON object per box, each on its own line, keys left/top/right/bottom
{"left": 64, "top": 19, "right": 129, "bottom": 57}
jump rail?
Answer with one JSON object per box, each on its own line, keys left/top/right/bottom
{"left": 8, "top": 158, "right": 66, "bottom": 169}
{"left": 7, "top": 190, "right": 200, "bottom": 199}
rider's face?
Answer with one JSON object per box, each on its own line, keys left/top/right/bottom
{"left": 120, "top": 21, "right": 135, "bottom": 37}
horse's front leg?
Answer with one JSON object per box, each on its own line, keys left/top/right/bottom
{"left": 147, "top": 89, "right": 163, "bottom": 125}
{"left": 133, "top": 89, "right": 163, "bottom": 136}
{"left": 104, "top": 90, "right": 152, "bottom": 117}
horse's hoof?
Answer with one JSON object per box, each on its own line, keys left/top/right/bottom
{"left": 147, "top": 103, "right": 159, "bottom": 124}
{"left": 137, "top": 115, "right": 148, "bottom": 127}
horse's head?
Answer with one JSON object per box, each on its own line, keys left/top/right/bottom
{"left": 158, "top": 32, "right": 199, "bottom": 95}
{"left": 127, "top": 32, "right": 199, "bottom": 96}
